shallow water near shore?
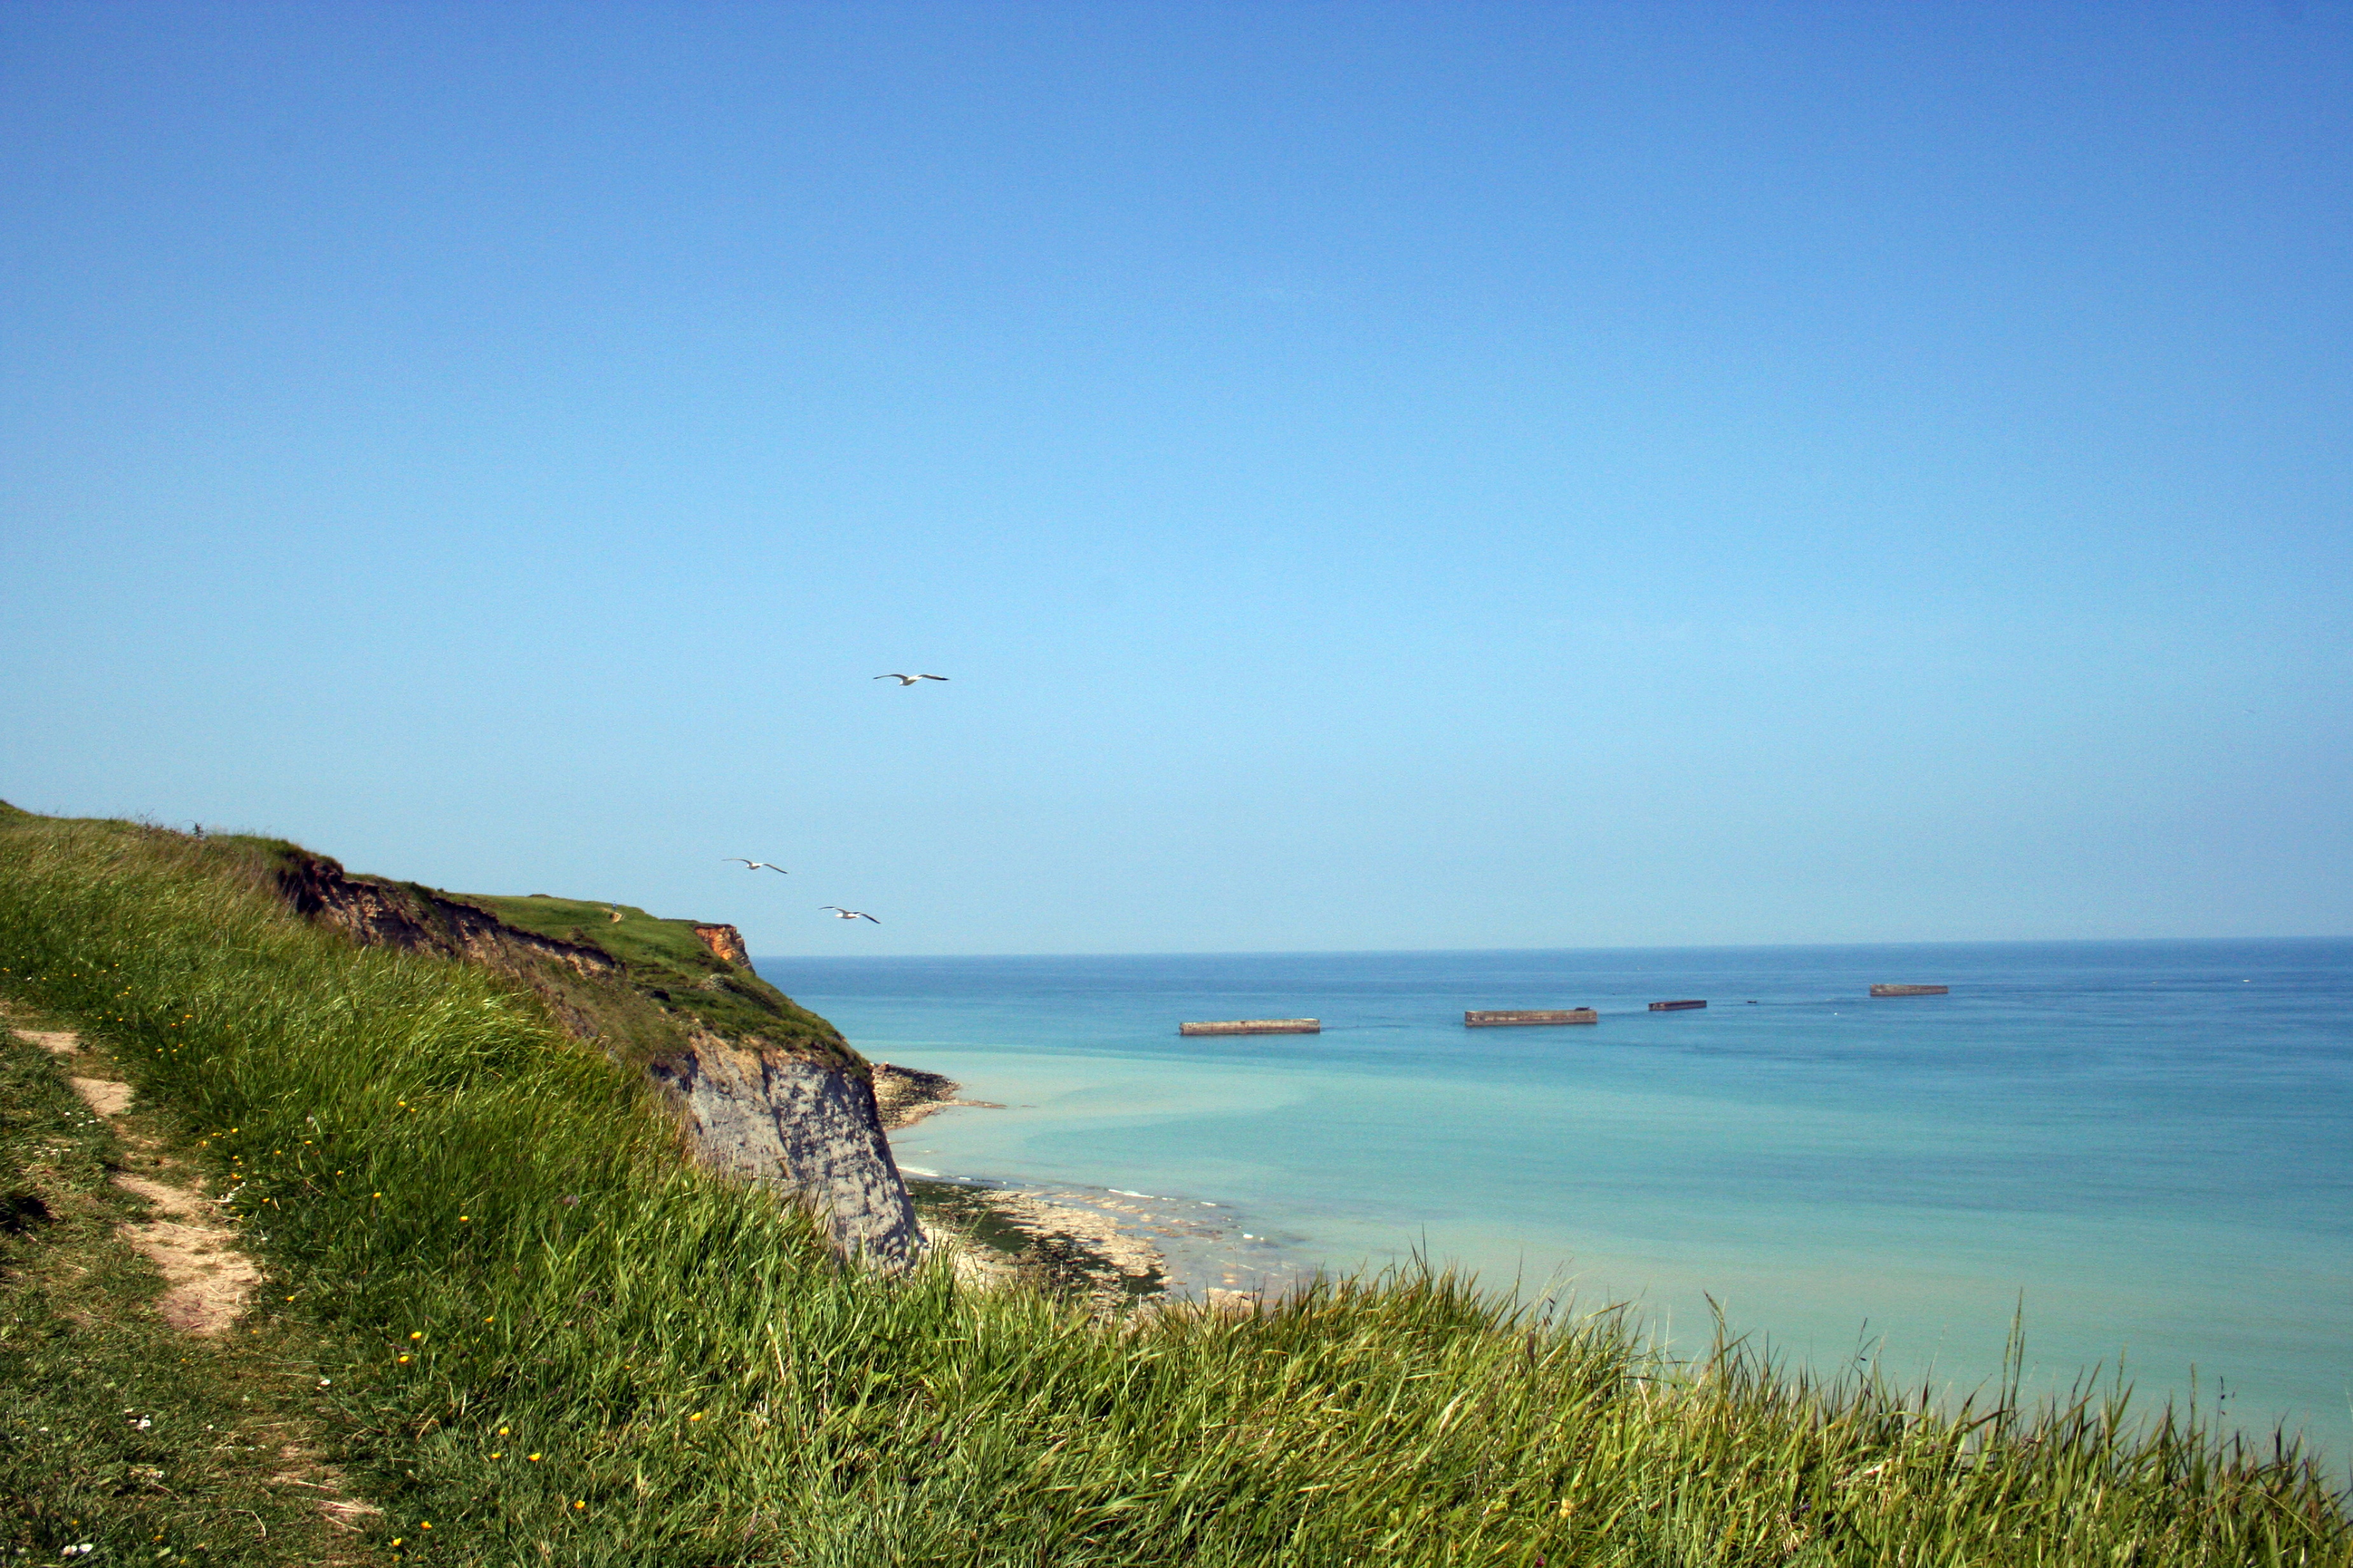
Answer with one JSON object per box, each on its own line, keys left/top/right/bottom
{"left": 761, "top": 939, "right": 2353, "bottom": 1462}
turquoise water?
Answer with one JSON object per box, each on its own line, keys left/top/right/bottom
{"left": 761, "top": 940, "right": 2353, "bottom": 1462}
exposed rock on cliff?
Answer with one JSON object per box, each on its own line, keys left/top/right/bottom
{"left": 274, "top": 853, "right": 921, "bottom": 1269}
{"left": 280, "top": 854, "right": 616, "bottom": 980}
{"left": 691, "top": 924, "right": 750, "bottom": 965}
{"left": 649, "top": 1033, "right": 922, "bottom": 1267}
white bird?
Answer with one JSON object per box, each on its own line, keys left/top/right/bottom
{"left": 874, "top": 673, "right": 949, "bottom": 685}
{"left": 822, "top": 906, "right": 881, "bottom": 924}
{"left": 726, "top": 858, "right": 789, "bottom": 874}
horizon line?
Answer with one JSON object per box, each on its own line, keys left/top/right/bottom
{"left": 741, "top": 933, "right": 2353, "bottom": 962}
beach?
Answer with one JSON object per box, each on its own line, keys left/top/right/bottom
{"left": 877, "top": 1061, "right": 1292, "bottom": 1306}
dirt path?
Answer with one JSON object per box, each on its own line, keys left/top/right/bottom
{"left": 15, "top": 1026, "right": 261, "bottom": 1335}
{"left": 6, "top": 1012, "right": 381, "bottom": 1553}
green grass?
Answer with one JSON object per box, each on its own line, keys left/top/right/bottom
{"left": 0, "top": 1015, "right": 350, "bottom": 1565}
{"left": 448, "top": 891, "right": 847, "bottom": 1062}
{"left": 1, "top": 805, "right": 2347, "bottom": 1565}
{"left": 260, "top": 848, "right": 854, "bottom": 1072}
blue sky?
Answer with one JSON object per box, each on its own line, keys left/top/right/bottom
{"left": 3, "top": 3, "right": 2347, "bottom": 954}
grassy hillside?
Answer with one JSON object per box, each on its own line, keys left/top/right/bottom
{"left": 446, "top": 890, "right": 847, "bottom": 1064}
{"left": 238, "top": 838, "right": 857, "bottom": 1072}
{"left": 1, "top": 804, "right": 2347, "bottom": 1565}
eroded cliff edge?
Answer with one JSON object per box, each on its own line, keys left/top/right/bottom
{"left": 276, "top": 853, "right": 922, "bottom": 1269}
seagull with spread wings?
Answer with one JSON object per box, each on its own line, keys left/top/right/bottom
{"left": 726, "top": 858, "right": 789, "bottom": 874}
{"left": 821, "top": 906, "right": 881, "bottom": 924}
{"left": 874, "top": 673, "right": 949, "bottom": 685}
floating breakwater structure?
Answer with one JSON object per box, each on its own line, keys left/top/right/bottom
{"left": 1464, "top": 1008, "right": 1598, "bottom": 1027}
{"left": 1168, "top": 989, "right": 1956, "bottom": 1034}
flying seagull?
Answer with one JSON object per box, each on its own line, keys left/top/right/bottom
{"left": 874, "top": 673, "right": 949, "bottom": 685}
{"left": 726, "top": 858, "right": 789, "bottom": 874}
{"left": 822, "top": 906, "right": 881, "bottom": 924}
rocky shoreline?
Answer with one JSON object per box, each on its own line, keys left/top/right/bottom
{"left": 878, "top": 1063, "right": 1288, "bottom": 1312}
{"left": 871, "top": 1061, "right": 1002, "bottom": 1131}
{"left": 871, "top": 1063, "right": 1164, "bottom": 1308}
{"left": 907, "top": 1178, "right": 1168, "bottom": 1308}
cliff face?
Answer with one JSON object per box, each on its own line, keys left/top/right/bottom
{"left": 691, "top": 924, "right": 751, "bottom": 965}
{"left": 279, "top": 855, "right": 618, "bottom": 979}
{"left": 275, "top": 853, "right": 921, "bottom": 1269}
{"left": 647, "top": 1034, "right": 923, "bottom": 1268}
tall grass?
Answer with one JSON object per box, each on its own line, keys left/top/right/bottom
{"left": 2, "top": 811, "right": 2346, "bottom": 1565}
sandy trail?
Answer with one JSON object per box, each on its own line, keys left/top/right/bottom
{"left": 10, "top": 1021, "right": 380, "bottom": 1544}
{"left": 15, "top": 1026, "right": 259, "bottom": 1335}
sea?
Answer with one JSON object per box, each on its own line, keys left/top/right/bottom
{"left": 754, "top": 939, "right": 2353, "bottom": 1464}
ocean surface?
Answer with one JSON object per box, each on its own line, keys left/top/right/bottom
{"left": 756, "top": 940, "right": 2353, "bottom": 1463}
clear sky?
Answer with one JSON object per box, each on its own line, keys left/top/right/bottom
{"left": 3, "top": 3, "right": 2347, "bottom": 954}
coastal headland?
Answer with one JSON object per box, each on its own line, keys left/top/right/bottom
{"left": 3, "top": 801, "right": 2343, "bottom": 1565}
